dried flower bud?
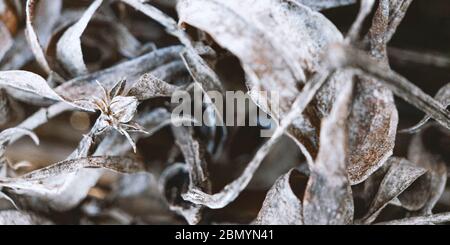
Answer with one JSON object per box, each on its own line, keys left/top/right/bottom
{"left": 109, "top": 96, "right": 138, "bottom": 124}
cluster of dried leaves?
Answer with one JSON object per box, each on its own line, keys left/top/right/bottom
{"left": 0, "top": 0, "right": 449, "bottom": 225}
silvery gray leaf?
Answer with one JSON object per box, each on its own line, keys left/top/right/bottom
{"left": 360, "top": 157, "right": 427, "bottom": 224}
{"left": 0, "top": 21, "right": 13, "bottom": 62}
{"left": 254, "top": 169, "right": 305, "bottom": 225}
{"left": 398, "top": 124, "right": 448, "bottom": 214}
{"left": 302, "top": 78, "right": 354, "bottom": 225}
{"left": 0, "top": 210, "right": 53, "bottom": 225}
{"left": 56, "top": 0, "right": 103, "bottom": 76}
{"left": 128, "top": 73, "right": 180, "bottom": 101}
{"left": 0, "top": 70, "right": 93, "bottom": 111}
{"left": 294, "top": 0, "right": 356, "bottom": 11}
{"left": 25, "top": 0, "right": 62, "bottom": 75}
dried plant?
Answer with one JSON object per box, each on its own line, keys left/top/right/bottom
{"left": 0, "top": 0, "right": 449, "bottom": 225}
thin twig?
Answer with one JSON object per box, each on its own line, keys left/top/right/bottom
{"left": 329, "top": 44, "right": 450, "bottom": 131}
{"left": 376, "top": 212, "right": 450, "bottom": 225}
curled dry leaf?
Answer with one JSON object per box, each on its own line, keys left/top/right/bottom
{"left": 1, "top": 0, "right": 59, "bottom": 71}
{"left": 171, "top": 126, "right": 211, "bottom": 224}
{"left": 1, "top": 156, "right": 144, "bottom": 183}
{"left": 159, "top": 163, "right": 202, "bottom": 225}
{"left": 360, "top": 157, "right": 427, "bottom": 224}
{"left": 346, "top": 0, "right": 408, "bottom": 185}
{"left": 40, "top": 108, "right": 177, "bottom": 212}
{"left": 0, "top": 156, "right": 145, "bottom": 210}
{"left": 254, "top": 169, "right": 305, "bottom": 225}
{"left": 176, "top": 0, "right": 403, "bottom": 187}
{"left": 256, "top": 80, "right": 354, "bottom": 225}
{"left": 181, "top": 70, "right": 332, "bottom": 209}
{"left": 172, "top": 126, "right": 209, "bottom": 189}
{"left": 180, "top": 48, "right": 226, "bottom": 152}
{"left": 0, "top": 0, "right": 448, "bottom": 226}
{"left": 0, "top": 127, "right": 39, "bottom": 151}
{"left": 176, "top": 0, "right": 347, "bottom": 209}
{"left": 0, "top": 70, "right": 93, "bottom": 111}
{"left": 0, "top": 127, "right": 38, "bottom": 208}
{"left": 0, "top": 127, "right": 39, "bottom": 177}
{"left": 56, "top": 0, "right": 103, "bottom": 76}
{"left": 398, "top": 124, "right": 448, "bottom": 214}
{"left": 25, "top": 0, "right": 62, "bottom": 75}
{"left": 177, "top": 0, "right": 344, "bottom": 160}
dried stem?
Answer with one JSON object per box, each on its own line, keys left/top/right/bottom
{"left": 182, "top": 70, "right": 334, "bottom": 209}
{"left": 330, "top": 44, "right": 450, "bottom": 131}
{"left": 377, "top": 212, "right": 450, "bottom": 225}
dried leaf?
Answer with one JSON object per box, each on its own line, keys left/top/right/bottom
{"left": 398, "top": 124, "right": 448, "bottom": 214}
{"left": 182, "top": 71, "right": 332, "bottom": 209}
{"left": 303, "top": 79, "right": 354, "bottom": 225}
{"left": 0, "top": 0, "right": 18, "bottom": 35}
{"left": 0, "top": 70, "right": 93, "bottom": 111}
{"left": 54, "top": 45, "right": 184, "bottom": 101}
{"left": 159, "top": 163, "right": 203, "bottom": 225}
{"left": 0, "top": 32, "right": 31, "bottom": 70}
{"left": 0, "top": 21, "right": 13, "bottom": 62}
{"left": 328, "top": 44, "right": 450, "bottom": 132}
{"left": 345, "top": 0, "right": 405, "bottom": 185}
{"left": 0, "top": 127, "right": 39, "bottom": 149}
{"left": 294, "top": 0, "right": 356, "bottom": 11}
{"left": 254, "top": 169, "right": 305, "bottom": 225}
{"left": 180, "top": 48, "right": 227, "bottom": 152}
{"left": 180, "top": 48, "right": 223, "bottom": 93}
{"left": 56, "top": 0, "right": 103, "bottom": 76}
{"left": 0, "top": 0, "right": 447, "bottom": 226}
{"left": 25, "top": 0, "right": 62, "bottom": 75}
{"left": 0, "top": 88, "right": 24, "bottom": 127}
{"left": 100, "top": 4, "right": 145, "bottom": 59}
{"left": 172, "top": 127, "right": 209, "bottom": 188}
{"left": 0, "top": 210, "right": 53, "bottom": 225}
{"left": 0, "top": 156, "right": 145, "bottom": 210}
{"left": 33, "top": 108, "right": 177, "bottom": 212}
{"left": 128, "top": 73, "right": 180, "bottom": 101}
{"left": 360, "top": 157, "right": 427, "bottom": 224}
{"left": 177, "top": 0, "right": 344, "bottom": 159}
{"left": 170, "top": 126, "right": 212, "bottom": 224}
